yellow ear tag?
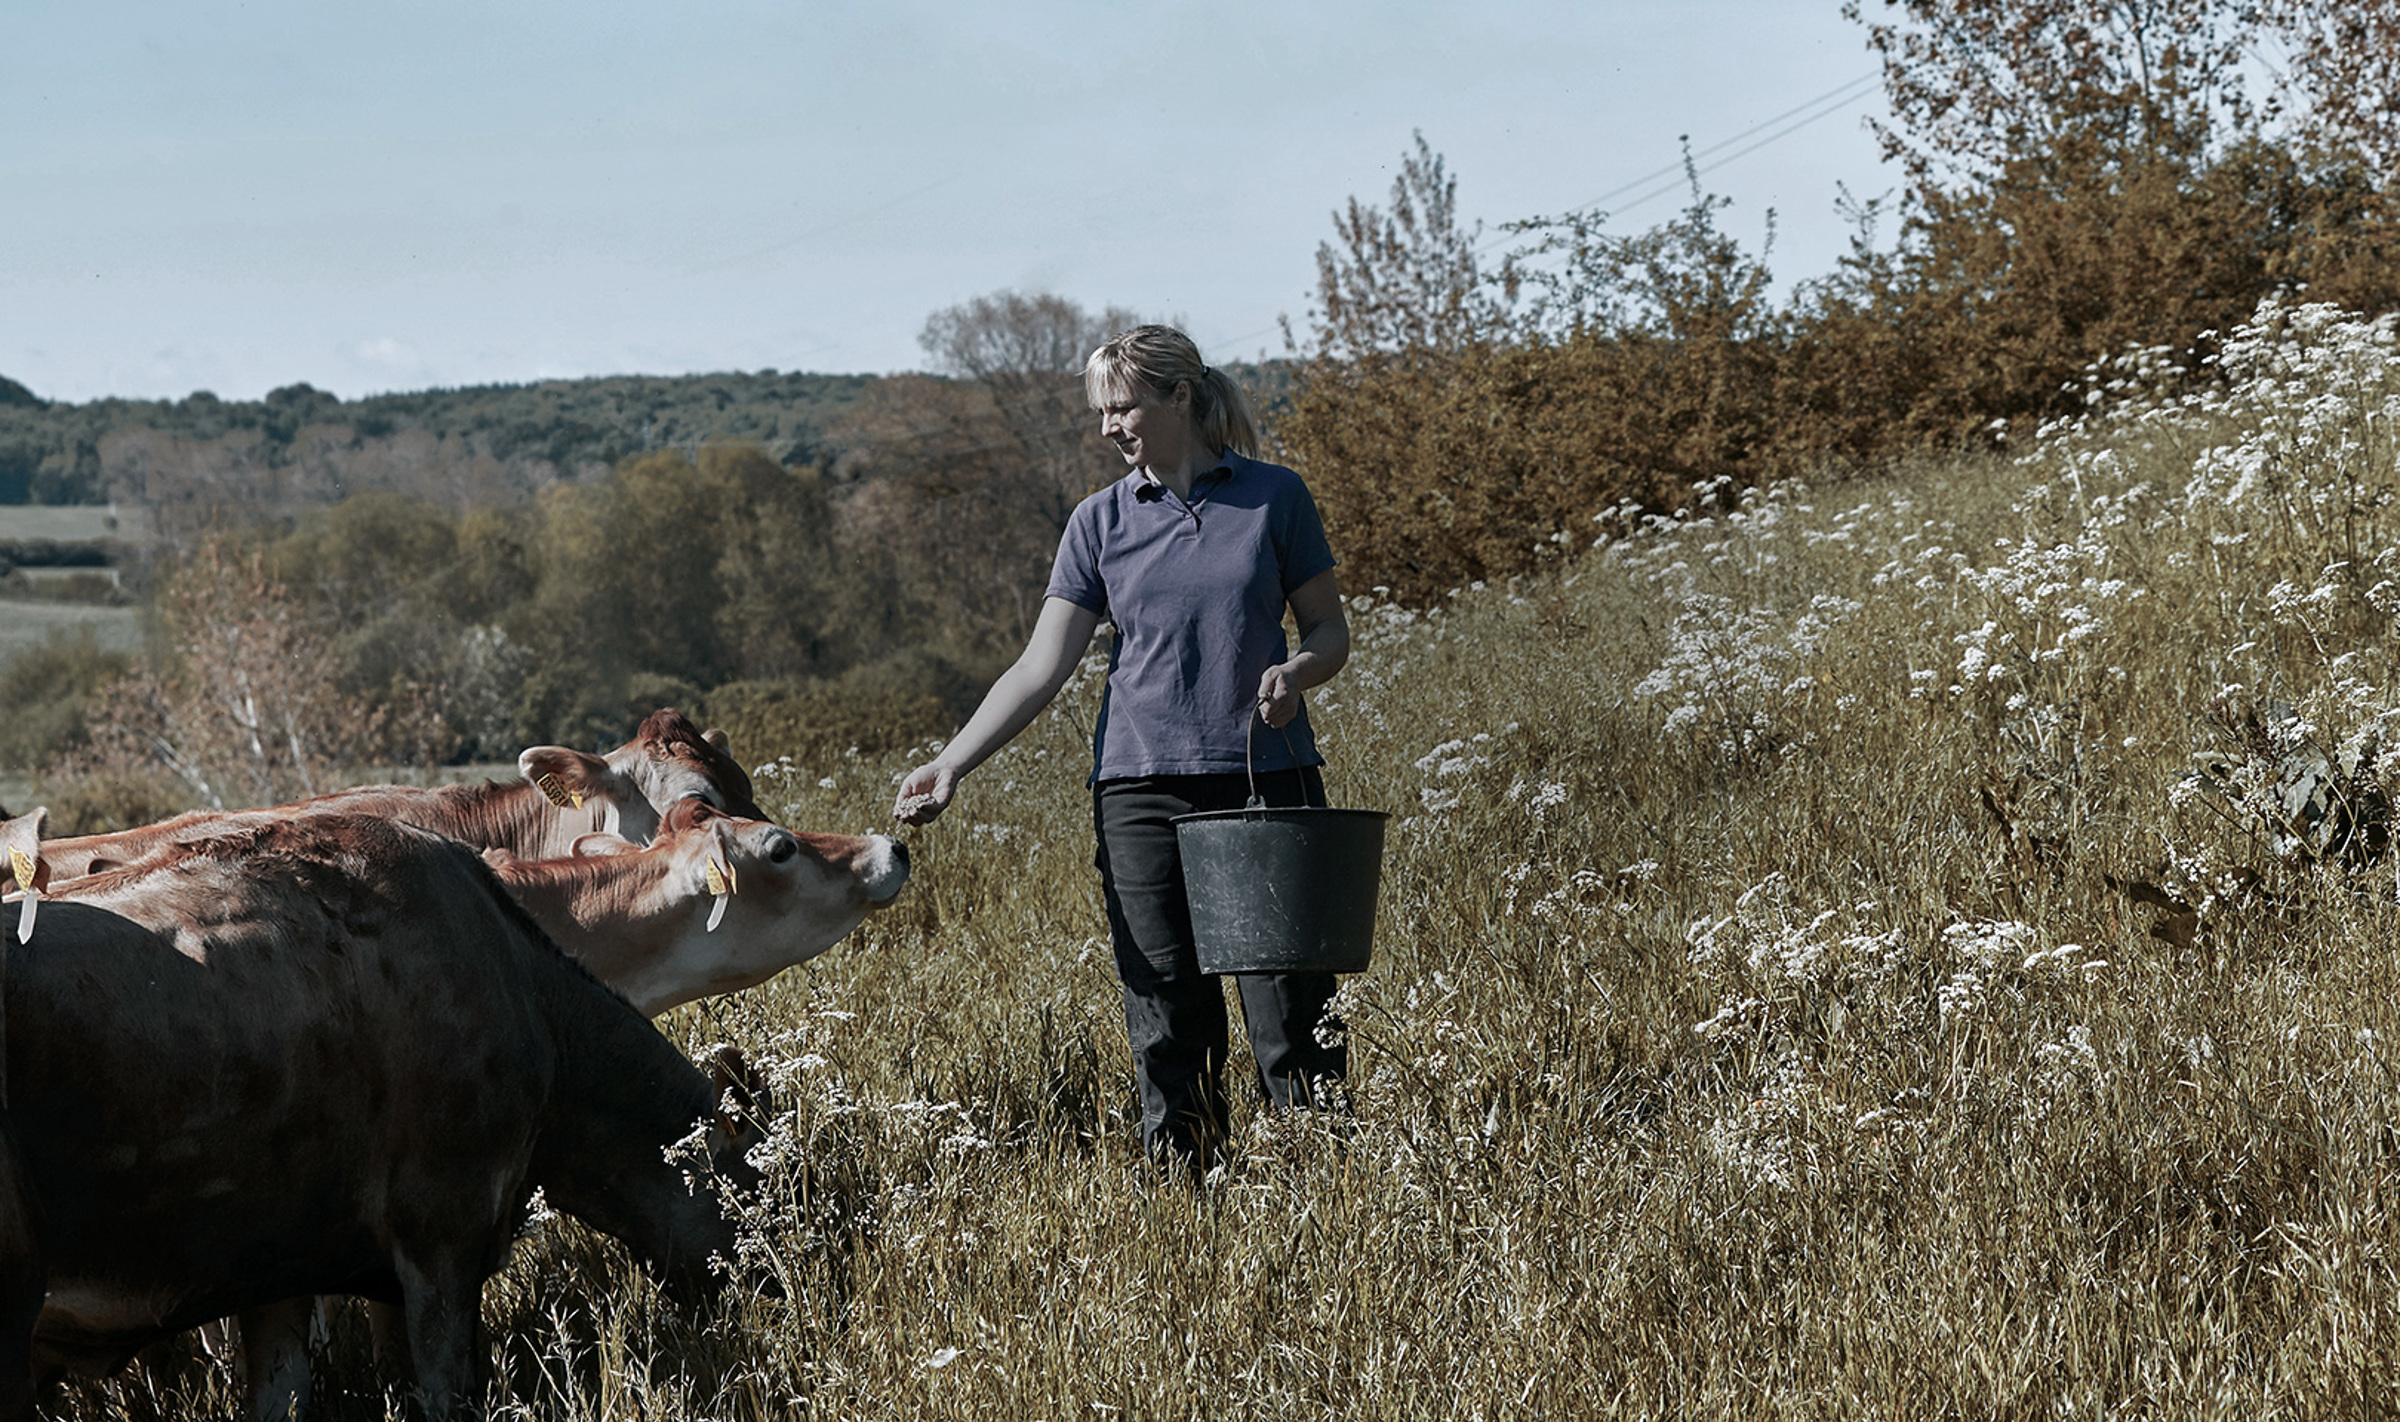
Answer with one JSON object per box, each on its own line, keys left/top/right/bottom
{"left": 704, "top": 852, "right": 735, "bottom": 932}
{"left": 9, "top": 847, "right": 39, "bottom": 946}
{"left": 536, "top": 773, "right": 583, "bottom": 810}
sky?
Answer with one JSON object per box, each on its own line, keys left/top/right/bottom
{"left": 2, "top": 1, "right": 1900, "bottom": 404}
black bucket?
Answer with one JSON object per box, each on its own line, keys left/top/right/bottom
{"left": 1175, "top": 806, "right": 1389, "bottom": 974}
{"left": 1171, "top": 715, "right": 1389, "bottom": 976}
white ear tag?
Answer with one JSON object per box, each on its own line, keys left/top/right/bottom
{"left": 9, "top": 848, "right": 38, "bottom": 946}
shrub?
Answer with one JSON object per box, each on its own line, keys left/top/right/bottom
{"left": 0, "top": 627, "right": 132, "bottom": 770}
{"left": 701, "top": 648, "right": 994, "bottom": 773}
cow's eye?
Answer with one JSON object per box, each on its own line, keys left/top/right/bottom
{"left": 769, "top": 837, "right": 798, "bottom": 864}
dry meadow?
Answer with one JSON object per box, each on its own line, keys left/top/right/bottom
{"left": 54, "top": 299, "right": 2400, "bottom": 1417}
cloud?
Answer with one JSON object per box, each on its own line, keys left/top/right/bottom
{"left": 352, "top": 336, "right": 420, "bottom": 369}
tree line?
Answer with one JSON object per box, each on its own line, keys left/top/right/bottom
{"left": 0, "top": 369, "right": 872, "bottom": 518}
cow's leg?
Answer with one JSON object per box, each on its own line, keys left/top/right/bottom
{"left": 237, "top": 1298, "right": 314, "bottom": 1422}
{"left": 366, "top": 1299, "right": 405, "bottom": 1372}
{"left": 395, "top": 1254, "right": 483, "bottom": 1420}
{"left": 0, "top": 1134, "right": 40, "bottom": 1422}
{"left": 0, "top": 1278, "right": 35, "bottom": 1421}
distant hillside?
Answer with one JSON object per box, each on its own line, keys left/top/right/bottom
{"left": 0, "top": 370, "right": 875, "bottom": 511}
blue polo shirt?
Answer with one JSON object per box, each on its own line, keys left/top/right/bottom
{"left": 1046, "top": 450, "right": 1337, "bottom": 782}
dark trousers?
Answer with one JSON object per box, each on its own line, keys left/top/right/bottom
{"left": 1093, "top": 768, "right": 1348, "bottom": 1169}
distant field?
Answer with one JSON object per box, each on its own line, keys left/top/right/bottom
{"left": 0, "top": 597, "right": 143, "bottom": 672}
{"left": 0, "top": 504, "right": 150, "bottom": 543}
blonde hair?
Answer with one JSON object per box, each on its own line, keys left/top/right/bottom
{"left": 1083, "top": 324, "right": 1259, "bottom": 459}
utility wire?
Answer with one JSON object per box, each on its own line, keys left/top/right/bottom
{"left": 1596, "top": 76, "right": 1884, "bottom": 221}
{"left": 1213, "top": 71, "right": 1886, "bottom": 356}
{"left": 1541, "top": 71, "right": 1879, "bottom": 223}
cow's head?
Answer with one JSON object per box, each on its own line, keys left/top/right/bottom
{"left": 518, "top": 744, "right": 649, "bottom": 840}
{"left": 606, "top": 708, "right": 764, "bottom": 823}
{"left": 630, "top": 800, "right": 908, "bottom": 1014}
{"left": 542, "top": 1044, "right": 779, "bottom": 1309}
{"left": 1, "top": 807, "right": 50, "bottom": 945}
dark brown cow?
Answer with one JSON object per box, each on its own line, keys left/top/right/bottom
{"left": 0, "top": 810, "right": 763, "bottom": 1420}
{"left": 2, "top": 707, "right": 761, "bottom": 891}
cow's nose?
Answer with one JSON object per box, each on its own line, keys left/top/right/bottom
{"left": 890, "top": 840, "right": 911, "bottom": 870}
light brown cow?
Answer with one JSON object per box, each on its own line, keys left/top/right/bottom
{"left": 0, "top": 811, "right": 767, "bottom": 1421}
{"left": 2, "top": 707, "right": 761, "bottom": 891}
{"left": 491, "top": 798, "right": 910, "bottom": 1016}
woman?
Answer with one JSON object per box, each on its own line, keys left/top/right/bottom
{"left": 893, "top": 324, "right": 1351, "bottom": 1173}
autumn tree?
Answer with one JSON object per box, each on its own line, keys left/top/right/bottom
{"left": 64, "top": 538, "right": 406, "bottom": 817}
{"left": 1290, "top": 132, "right": 1512, "bottom": 366}
{"left": 835, "top": 291, "right": 1139, "bottom": 657}
{"left": 1826, "top": 0, "right": 2400, "bottom": 441}
{"left": 2256, "top": 0, "right": 2400, "bottom": 175}
{"left": 1843, "top": 0, "right": 2256, "bottom": 179}
{"left": 1283, "top": 139, "right": 1797, "bottom": 601}
{"left": 918, "top": 291, "right": 1140, "bottom": 539}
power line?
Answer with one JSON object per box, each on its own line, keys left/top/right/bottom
{"left": 691, "top": 172, "right": 966, "bottom": 275}
{"left": 1541, "top": 71, "right": 1880, "bottom": 224}
{"left": 1210, "top": 72, "right": 1887, "bottom": 355}
{"left": 1597, "top": 77, "right": 1885, "bottom": 221}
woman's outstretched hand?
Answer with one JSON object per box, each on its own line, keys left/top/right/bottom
{"left": 893, "top": 763, "right": 958, "bottom": 826}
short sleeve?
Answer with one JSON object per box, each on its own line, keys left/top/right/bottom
{"left": 1276, "top": 474, "right": 1337, "bottom": 594}
{"left": 1045, "top": 495, "right": 1109, "bottom": 615}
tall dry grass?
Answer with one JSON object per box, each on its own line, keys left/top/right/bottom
{"left": 50, "top": 296, "right": 2400, "bottom": 1418}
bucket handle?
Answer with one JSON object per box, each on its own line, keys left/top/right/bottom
{"left": 1244, "top": 707, "right": 1305, "bottom": 810}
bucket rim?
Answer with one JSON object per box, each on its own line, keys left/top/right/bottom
{"left": 1170, "top": 806, "right": 1393, "bottom": 827}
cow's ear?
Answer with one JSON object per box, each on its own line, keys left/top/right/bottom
{"left": 705, "top": 1044, "right": 772, "bottom": 1137}
{"left": 703, "top": 727, "right": 732, "bottom": 753}
{"left": 2, "top": 806, "right": 50, "bottom": 894}
{"left": 660, "top": 798, "right": 718, "bottom": 835}
{"left": 518, "top": 747, "right": 618, "bottom": 812}
{"left": 481, "top": 846, "right": 516, "bottom": 868}
{"left": 570, "top": 832, "right": 638, "bottom": 857}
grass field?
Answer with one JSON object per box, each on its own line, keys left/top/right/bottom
{"left": 0, "top": 503, "right": 147, "bottom": 691}
{"left": 0, "top": 600, "right": 141, "bottom": 691}
{"left": 43, "top": 300, "right": 2400, "bottom": 1418}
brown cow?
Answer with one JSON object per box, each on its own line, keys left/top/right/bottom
{"left": 2, "top": 707, "right": 761, "bottom": 891}
{"left": 492, "top": 799, "right": 910, "bottom": 1016}
{"left": 0, "top": 810, "right": 766, "bottom": 1420}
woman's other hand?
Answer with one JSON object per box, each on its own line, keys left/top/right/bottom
{"left": 893, "top": 763, "right": 958, "bottom": 825}
{"left": 1254, "top": 569, "right": 1348, "bottom": 731}
{"left": 1256, "top": 664, "right": 1301, "bottom": 728}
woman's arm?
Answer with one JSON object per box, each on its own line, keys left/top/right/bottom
{"left": 1257, "top": 568, "right": 1349, "bottom": 729}
{"left": 893, "top": 596, "right": 1103, "bottom": 824}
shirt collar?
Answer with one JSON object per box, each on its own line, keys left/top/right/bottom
{"left": 1132, "top": 449, "right": 1240, "bottom": 501}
